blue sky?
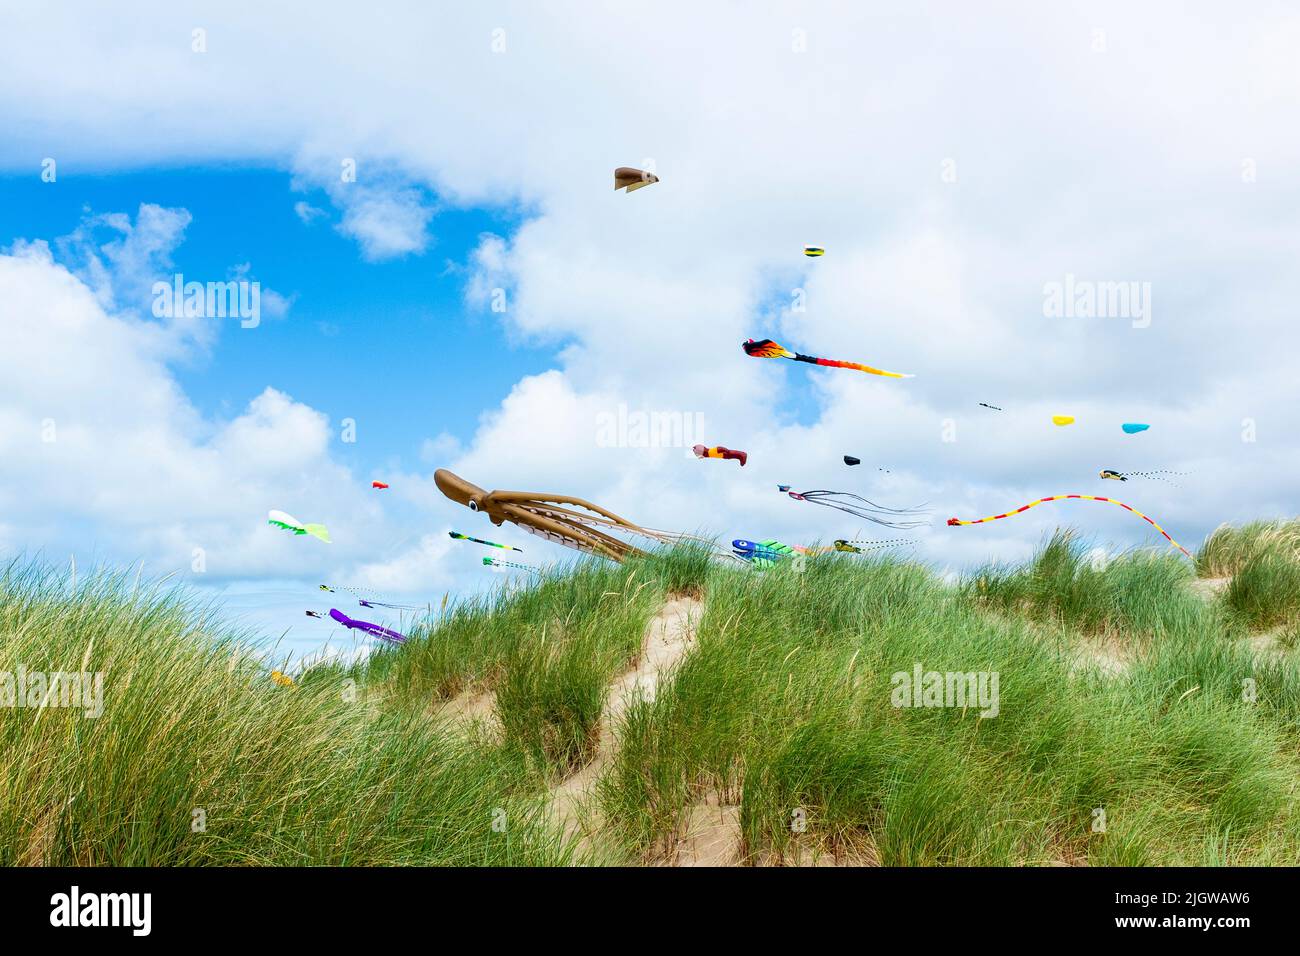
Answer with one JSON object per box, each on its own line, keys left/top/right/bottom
{"left": 0, "top": 168, "right": 552, "bottom": 461}
{"left": 1, "top": 2, "right": 1298, "bottom": 665}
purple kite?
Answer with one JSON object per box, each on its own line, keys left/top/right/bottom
{"left": 328, "top": 608, "right": 407, "bottom": 644}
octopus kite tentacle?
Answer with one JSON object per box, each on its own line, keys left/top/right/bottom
{"left": 780, "top": 486, "right": 932, "bottom": 530}
{"left": 946, "top": 494, "right": 1190, "bottom": 557}
{"left": 435, "top": 469, "right": 706, "bottom": 563}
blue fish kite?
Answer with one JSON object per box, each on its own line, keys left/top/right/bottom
{"left": 732, "top": 538, "right": 797, "bottom": 568}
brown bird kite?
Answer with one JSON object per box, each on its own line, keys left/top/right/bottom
{"left": 614, "top": 166, "right": 659, "bottom": 193}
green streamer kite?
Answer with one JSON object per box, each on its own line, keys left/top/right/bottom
{"left": 483, "top": 556, "right": 541, "bottom": 575}
{"left": 449, "top": 531, "right": 522, "bottom": 552}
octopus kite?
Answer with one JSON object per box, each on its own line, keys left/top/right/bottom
{"left": 778, "top": 486, "right": 931, "bottom": 529}
{"left": 435, "top": 469, "right": 702, "bottom": 562}
{"left": 693, "top": 444, "right": 748, "bottom": 466}
{"left": 743, "top": 338, "right": 913, "bottom": 379}
{"left": 947, "top": 495, "right": 1190, "bottom": 557}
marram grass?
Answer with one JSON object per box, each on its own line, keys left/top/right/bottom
{"left": 3, "top": 525, "right": 1298, "bottom": 867}
{"left": 0, "top": 559, "right": 571, "bottom": 865}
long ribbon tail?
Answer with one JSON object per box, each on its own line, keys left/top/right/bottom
{"left": 794, "top": 352, "right": 913, "bottom": 379}
{"left": 947, "top": 495, "right": 1190, "bottom": 557}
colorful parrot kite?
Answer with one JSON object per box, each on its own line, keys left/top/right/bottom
{"left": 483, "top": 556, "right": 541, "bottom": 575}
{"left": 693, "top": 444, "right": 748, "bottom": 466}
{"left": 742, "top": 338, "right": 913, "bottom": 379}
{"left": 449, "top": 531, "right": 523, "bottom": 552}
{"left": 947, "top": 495, "right": 1190, "bottom": 557}
{"left": 1122, "top": 423, "right": 1150, "bottom": 434}
{"left": 614, "top": 166, "right": 659, "bottom": 192}
{"left": 372, "top": 481, "right": 389, "bottom": 489}
{"left": 328, "top": 608, "right": 407, "bottom": 644}
{"left": 778, "top": 486, "right": 931, "bottom": 529}
{"left": 268, "top": 510, "right": 331, "bottom": 543}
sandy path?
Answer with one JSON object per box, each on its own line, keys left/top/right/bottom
{"left": 547, "top": 596, "right": 701, "bottom": 855}
{"left": 438, "top": 684, "right": 497, "bottom": 723}
{"left": 1191, "top": 576, "right": 1230, "bottom": 598}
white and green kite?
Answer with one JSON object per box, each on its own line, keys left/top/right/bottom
{"left": 267, "top": 510, "right": 331, "bottom": 544}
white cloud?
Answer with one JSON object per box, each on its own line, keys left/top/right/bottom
{"left": 293, "top": 200, "right": 327, "bottom": 225}
{"left": 0, "top": 250, "right": 394, "bottom": 584}
{"left": 333, "top": 184, "right": 434, "bottom": 261}
{"left": 1, "top": 2, "right": 1299, "bottom": 645}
